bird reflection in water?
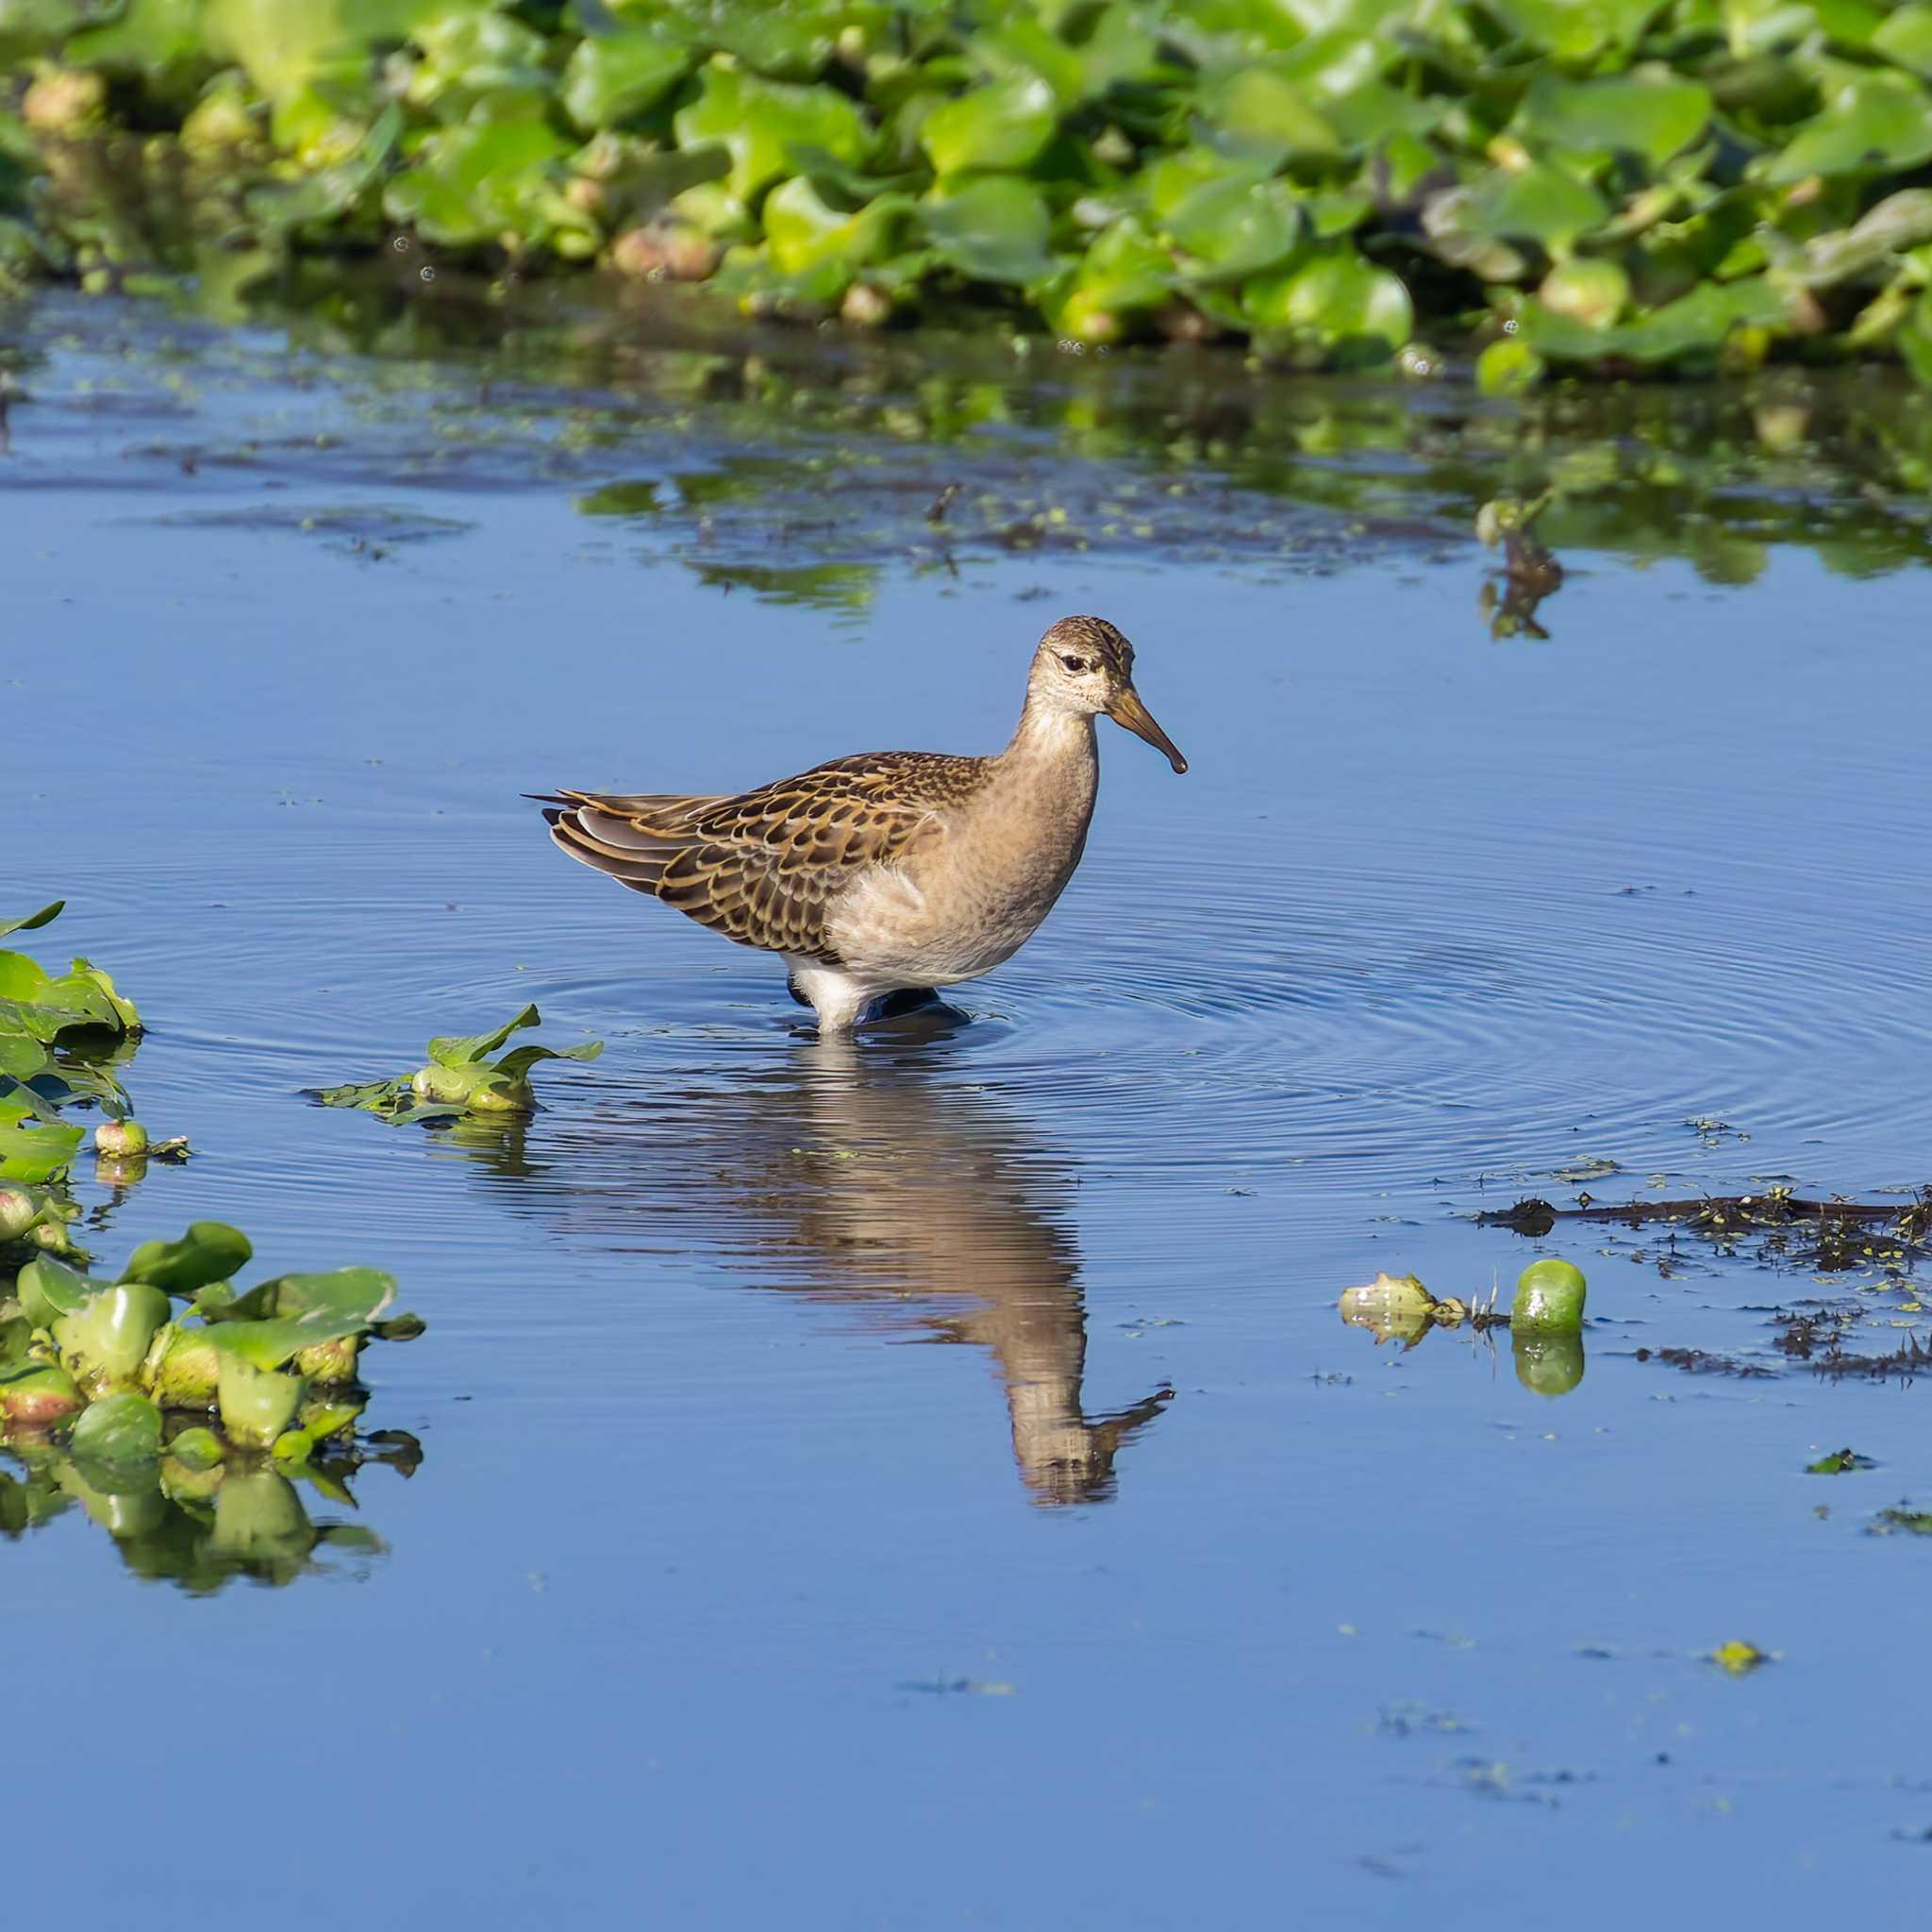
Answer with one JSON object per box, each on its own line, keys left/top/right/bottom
{"left": 443, "top": 1006, "right": 1173, "bottom": 1505}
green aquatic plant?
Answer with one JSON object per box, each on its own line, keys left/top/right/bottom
{"left": 314, "top": 1003, "right": 603, "bottom": 1123}
{"left": 18, "top": 2, "right": 1932, "bottom": 373}
{"left": 3, "top": 1224, "right": 422, "bottom": 1467}
{"left": 0, "top": 900, "right": 152, "bottom": 1191}
{"left": 1338, "top": 1260, "right": 1587, "bottom": 1391}
{"left": 1512, "top": 1257, "right": 1587, "bottom": 1332}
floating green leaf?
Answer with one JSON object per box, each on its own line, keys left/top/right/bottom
{"left": 1765, "top": 74, "right": 1932, "bottom": 182}
{"left": 0, "top": 903, "right": 62, "bottom": 941}
{"left": 923, "top": 176, "right": 1056, "bottom": 285}
{"left": 68, "top": 1391, "right": 163, "bottom": 1466}
{"left": 920, "top": 74, "right": 1058, "bottom": 178}
{"left": 1164, "top": 175, "right": 1304, "bottom": 280}
{"left": 120, "top": 1220, "right": 253, "bottom": 1295}
{"left": 1244, "top": 245, "right": 1413, "bottom": 356}
{"left": 1516, "top": 69, "right": 1710, "bottom": 171}
{"left": 560, "top": 24, "right": 690, "bottom": 132}
{"left": 673, "top": 57, "right": 868, "bottom": 204}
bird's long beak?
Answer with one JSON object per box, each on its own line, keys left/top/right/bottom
{"left": 1107, "top": 689, "right": 1188, "bottom": 774}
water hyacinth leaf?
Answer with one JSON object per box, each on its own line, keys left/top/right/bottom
{"left": 0, "top": 1112, "right": 81, "bottom": 1190}
{"left": 215, "top": 1353, "right": 308, "bottom": 1449}
{"left": 312, "top": 1074, "right": 413, "bottom": 1111}
{"left": 1164, "top": 175, "right": 1305, "bottom": 279}
{"left": 242, "top": 102, "right": 401, "bottom": 233}
{"left": 119, "top": 1221, "right": 253, "bottom": 1295}
{"left": 1485, "top": 0, "right": 1663, "bottom": 59}
{"left": 1774, "top": 188, "right": 1932, "bottom": 287}
{"left": 921, "top": 73, "right": 1059, "bottom": 177}
{"left": 924, "top": 176, "right": 1057, "bottom": 284}
{"left": 426, "top": 1004, "right": 541, "bottom": 1068}
{"left": 0, "top": 903, "right": 62, "bottom": 940}
{"left": 493, "top": 1039, "right": 605, "bottom": 1079}
{"left": 383, "top": 120, "right": 573, "bottom": 246}
{"left": 559, "top": 25, "right": 689, "bottom": 132}
{"left": 17, "top": 1253, "right": 96, "bottom": 1326}
{"left": 1478, "top": 337, "right": 1546, "bottom": 392}
{"left": 204, "top": 1308, "right": 372, "bottom": 1373}
{"left": 1873, "top": 2, "right": 1932, "bottom": 75}
{"left": 1243, "top": 245, "right": 1413, "bottom": 354}
{"left": 52, "top": 1282, "right": 172, "bottom": 1388}
{"left": 1539, "top": 257, "right": 1631, "bottom": 329}
{"left": 69, "top": 1392, "right": 164, "bottom": 1466}
{"left": 207, "top": 1267, "right": 396, "bottom": 1327}
{"left": 1616, "top": 275, "right": 1790, "bottom": 360}
{"left": 762, "top": 176, "right": 907, "bottom": 276}
{"left": 1201, "top": 66, "right": 1342, "bottom": 165}
{"left": 406, "top": 8, "right": 554, "bottom": 120}
{"left": 1515, "top": 70, "right": 1710, "bottom": 172}
{"left": 1462, "top": 161, "right": 1608, "bottom": 255}
{"left": 204, "top": 0, "right": 359, "bottom": 107}
{"left": 673, "top": 58, "right": 869, "bottom": 204}
{"left": 0, "top": 1033, "right": 49, "bottom": 1081}
{"left": 1765, "top": 75, "right": 1932, "bottom": 182}
{"left": 1052, "top": 216, "right": 1172, "bottom": 339}
{"left": 1141, "top": 146, "right": 1257, "bottom": 221}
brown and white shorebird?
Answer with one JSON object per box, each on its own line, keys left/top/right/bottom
{"left": 533, "top": 615, "right": 1187, "bottom": 1034}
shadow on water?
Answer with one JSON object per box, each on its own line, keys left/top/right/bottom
{"left": 437, "top": 1020, "right": 1174, "bottom": 1507}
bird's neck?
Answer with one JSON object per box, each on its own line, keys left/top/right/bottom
{"left": 1001, "top": 695, "right": 1097, "bottom": 773}
{"left": 986, "top": 695, "right": 1100, "bottom": 841}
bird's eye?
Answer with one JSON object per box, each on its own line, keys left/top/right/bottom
{"left": 1058, "top": 654, "right": 1090, "bottom": 672}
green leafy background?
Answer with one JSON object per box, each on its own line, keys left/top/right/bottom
{"left": 16, "top": 1, "right": 1932, "bottom": 374}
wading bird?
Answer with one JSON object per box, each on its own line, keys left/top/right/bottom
{"left": 534, "top": 615, "right": 1187, "bottom": 1033}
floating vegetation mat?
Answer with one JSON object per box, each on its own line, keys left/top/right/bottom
{"left": 17, "top": 3, "right": 1932, "bottom": 381}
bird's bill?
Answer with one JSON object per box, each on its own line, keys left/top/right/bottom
{"left": 1107, "top": 689, "right": 1188, "bottom": 774}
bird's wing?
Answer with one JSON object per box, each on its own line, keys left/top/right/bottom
{"left": 539, "top": 753, "right": 972, "bottom": 960}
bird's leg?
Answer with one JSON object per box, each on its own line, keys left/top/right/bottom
{"left": 872, "top": 986, "right": 943, "bottom": 1020}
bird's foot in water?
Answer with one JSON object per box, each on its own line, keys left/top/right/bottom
{"left": 785, "top": 975, "right": 953, "bottom": 1027}
{"left": 872, "top": 986, "right": 943, "bottom": 1020}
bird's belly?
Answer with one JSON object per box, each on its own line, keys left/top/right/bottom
{"left": 827, "top": 863, "right": 1065, "bottom": 988}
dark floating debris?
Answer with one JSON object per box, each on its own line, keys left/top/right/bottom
{"left": 1479, "top": 1187, "right": 1932, "bottom": 1275}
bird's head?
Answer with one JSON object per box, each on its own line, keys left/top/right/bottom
{"left": 1029, "top": 615, "right": 1187, "bottom": 774}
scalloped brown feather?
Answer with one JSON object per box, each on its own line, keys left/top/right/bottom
{"left": 541, "top": 752, "right": 977, "bottom": 962}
